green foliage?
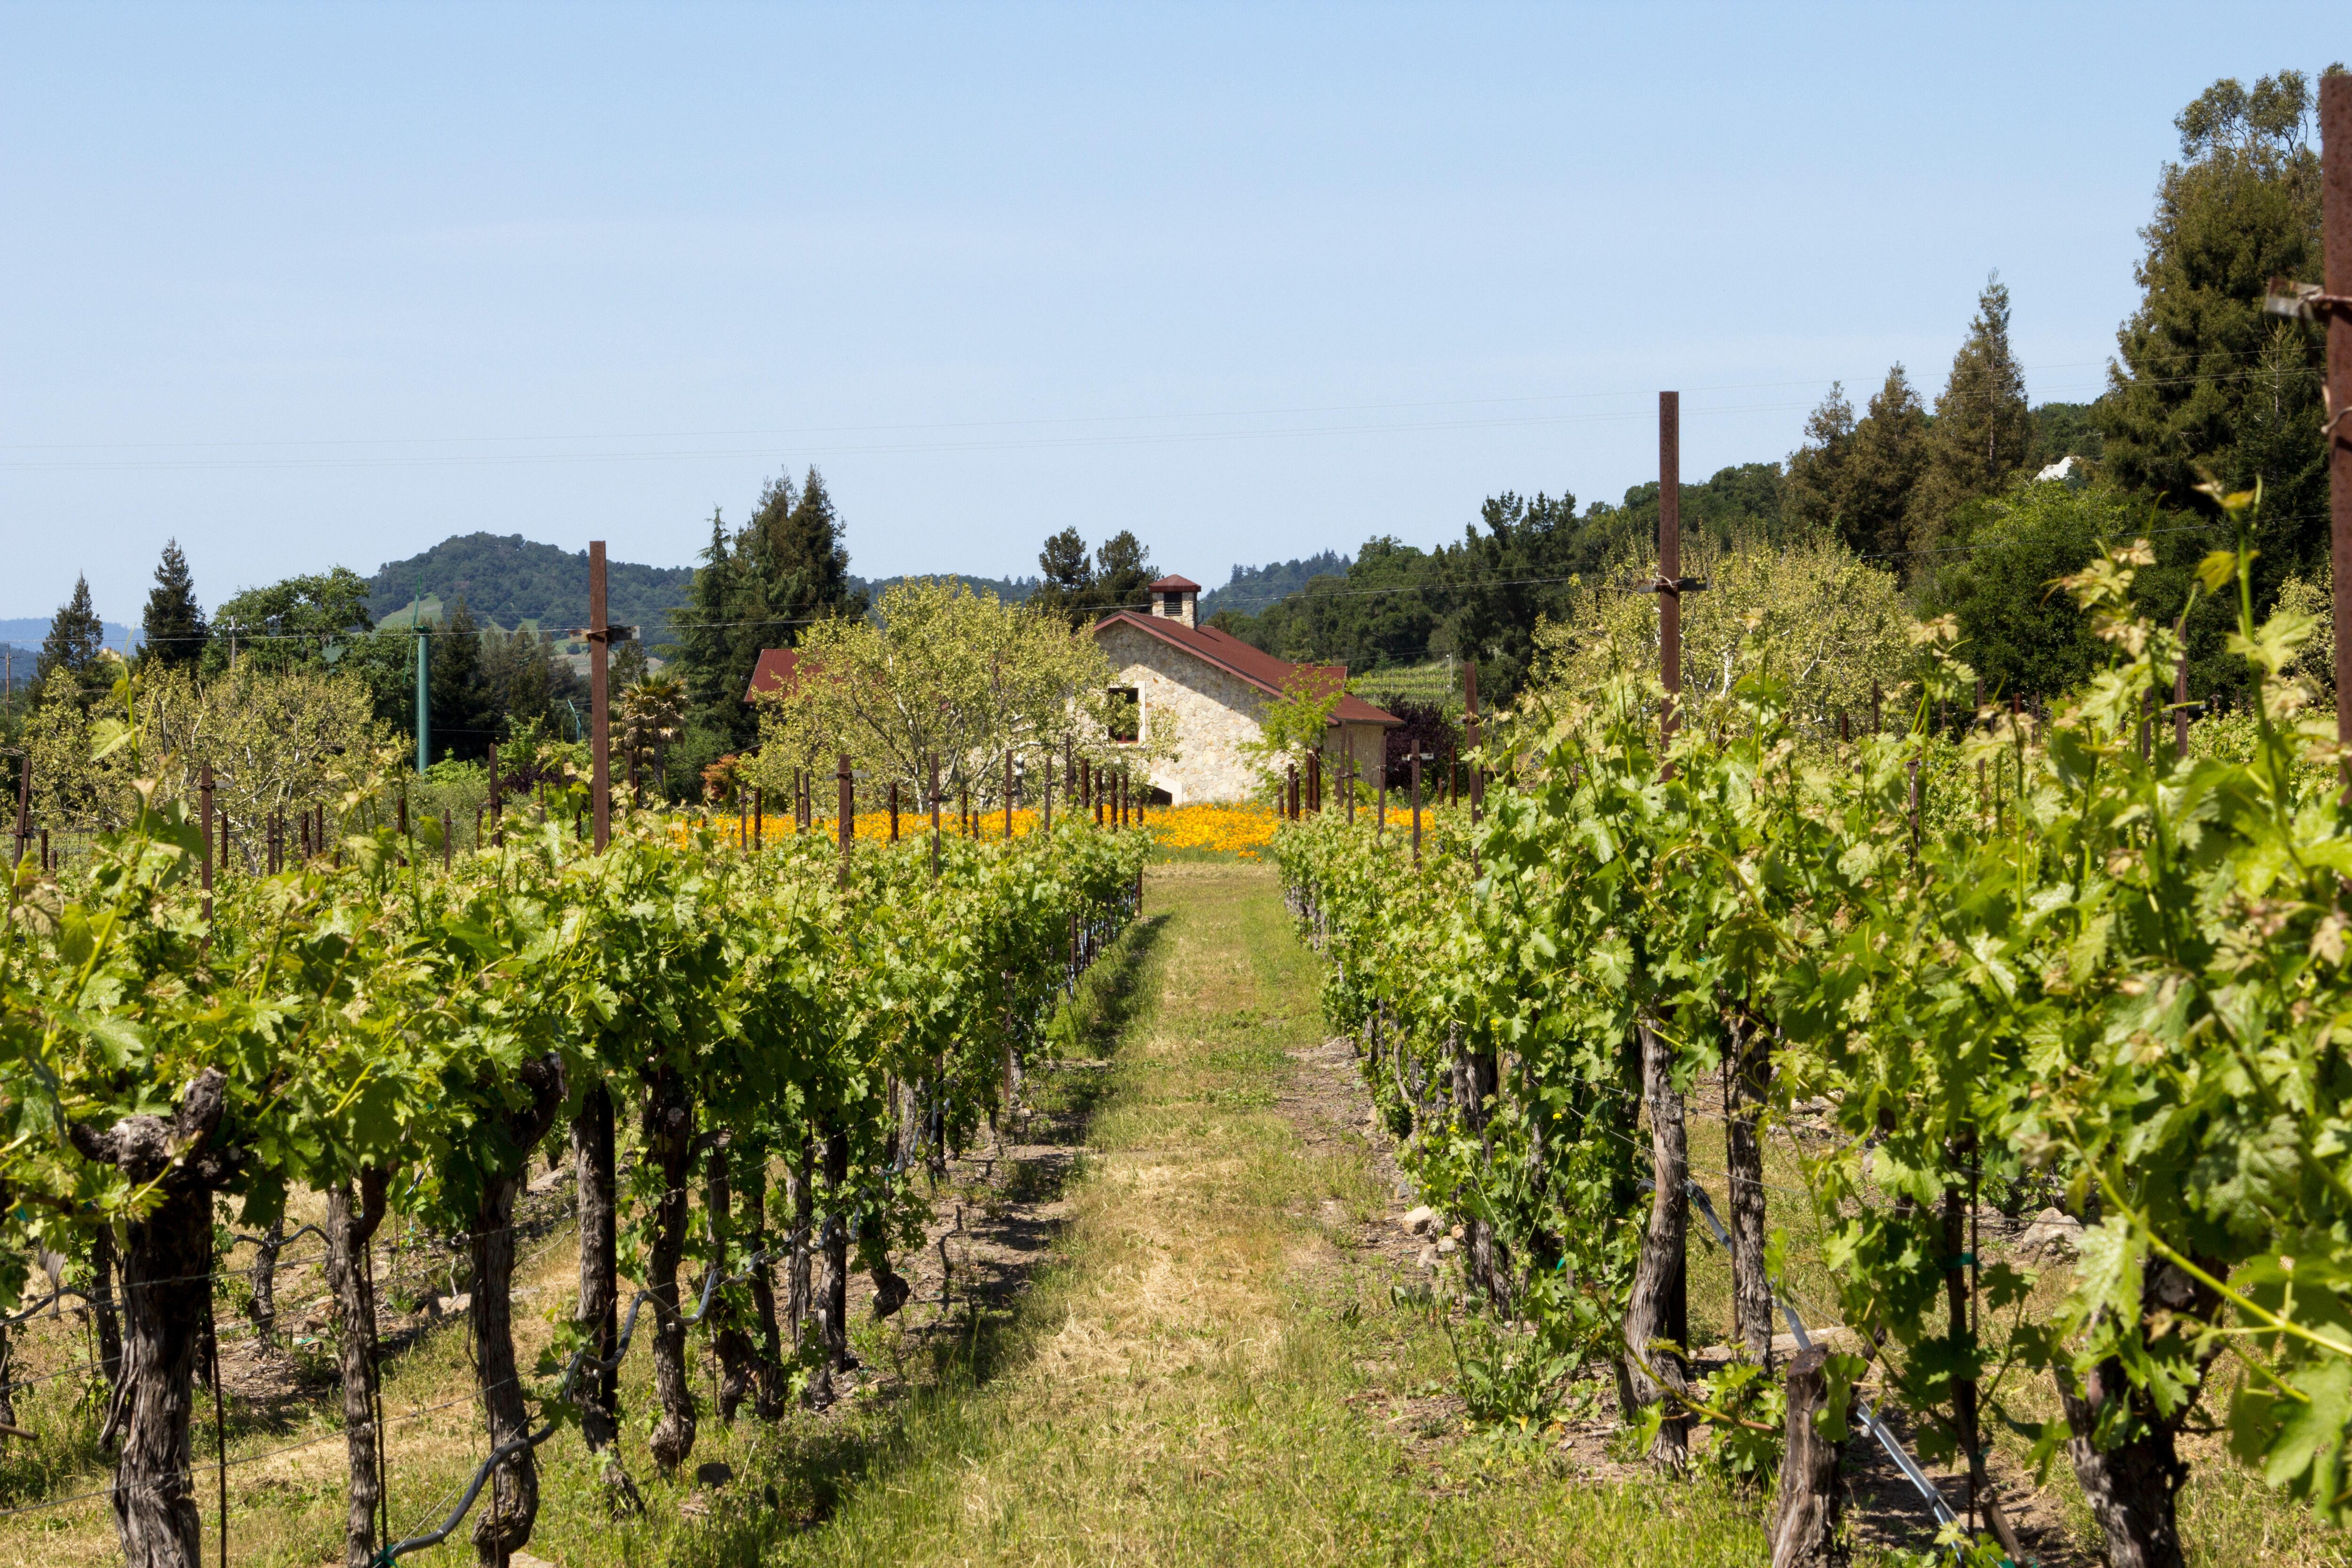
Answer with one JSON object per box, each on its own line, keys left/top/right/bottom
{"left": 1924, "top": 479, "right": 2151, "bottom": 702}
{"left": 669, "top": 470, "right": 868, "bottom": 757}
{"left": 1196, "top": 552, "right": 1351, "bottom": 622}
{"left": 1532, "top": 528, "right": 1913, "bottom": 744}
{"left": 2098, "top": 67, "right": 2336, "bottom": 575}
{"left": 749, "top": 577, "right": 1157, "bottom": 806}
{"left": 139, "top": 540, "right": 207, "bottom": 671}
{"left": 1274, "top": 481, "right": 2352, "bottom": 1553}
{"left": 1216, "top": 471, "right": 1785, "bottom": 702}
{"left": 1909, "top": 274, "right": 2034, "bottom": 549}
{"left": 34, "top": 575, "right": 106, "bottom": 703}
{"left": 1026, "top": 528, "right": 1157, "bottom": 627}
{"left": 364, "top": 531, "right": 696, "bottom": 645}
{"left": 1237, "top": 670, "right": 1342, "bottom": 798}
{"left": 1784, "top": 367, "right": 1929, "bottom": 561}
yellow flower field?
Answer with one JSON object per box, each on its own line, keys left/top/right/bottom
{"left": 671, "top": 800, "right": 1438, "bottom": 860}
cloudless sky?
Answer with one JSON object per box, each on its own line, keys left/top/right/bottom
{"left": 2, "top": 3, "right": 2338, "bottom": 621}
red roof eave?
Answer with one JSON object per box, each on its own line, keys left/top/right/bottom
{"left": 1092, "top": 611, "right": 1401, "bottom": 728}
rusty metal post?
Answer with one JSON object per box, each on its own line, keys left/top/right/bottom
{"left": 890, "top": 780, "right": 900, "bottom": 842}
{"left": 1377, "top": 777, "right": 1386, "bottom": 839}
{"left": 2175, "top": 647, "right": 2191, "bottom": 761}
{"left": 1871, "top": 681, "right": 1882, "bottom": 737}
{"left": 40, "top": 828, "right": 49, "bottom": 875}
{"left": 1043, "top": 766, "right": 1053, "bottom": 834}
{"left": 589, "top": 542, "right": 612, "bottom": 852}
{"left": 837, "top": 752, "right": 852, "bottom": 888}
{"left": 2328, "top": 74, "right": 2352, "bottom": 793}
{"left": 930, "top": 753, "right": 941, "bottom": 878}
{"left": 1286, "top": 763, "right": 1297, "bottom": 820}
{"left": 490, "top": 741, "right": 504, "bottom": 846}
{"left": 1344, "top": 732, "right": 1356, "bottom": 826}
{"left": 442, "top": 808, "right": 453, "bottom": 872}
{"left": 199, "top": 764, "right": 214, "bottom": 923}
{"left": 1004, "top": 750, "right": 1014, "bottom": 839}
{"left": 1465, "top": 661, "right": 1482, "bottom": 822}
{"left": 1410, "top": 755, "right": 1422, "bottom": 867}
{"left": 1660, "top": 391, "right": 1682, "bottom": 757}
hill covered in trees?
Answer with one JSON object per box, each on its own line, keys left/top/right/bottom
{"left": 366, "top": 534, "right": 698, "bottom": 642}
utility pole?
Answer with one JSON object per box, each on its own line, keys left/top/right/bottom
{"left": 411, "top": 573, "right": 430, "bottom": 774}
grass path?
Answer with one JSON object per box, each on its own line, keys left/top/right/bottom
{"left": 727, "top": 861, "right": 1769, "bottom": 1567}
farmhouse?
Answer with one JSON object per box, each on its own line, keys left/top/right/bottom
{"left": 1094, "top": 575, "right": 1399, "bottom": 805}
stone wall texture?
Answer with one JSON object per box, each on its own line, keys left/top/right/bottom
{"left": 1097, "top": 621, "right": 1389, "bottom": 804}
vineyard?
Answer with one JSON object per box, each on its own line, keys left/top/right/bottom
{"left": 0, "top": 718, "right": 1151, "bottom": 1568}
{"left": 1275, "top": 503, "right": 2352, "bottom": 1567}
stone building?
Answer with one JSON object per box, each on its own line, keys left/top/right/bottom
{"left": 1093, "top": 574, "right": 1400, "bottom": 805}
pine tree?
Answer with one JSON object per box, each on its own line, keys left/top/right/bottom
{"left": 770, "top": 468, "right": 863, "bottom": 629}
{"left": 2099, "top": 67, "right": 2334, "bottom": 570}
{"left": 1087, "top": 532, "right": 1154, "bottom": 617}
{"left": 1909, "top": 275, "right": 2033, "bottom": 549}
{"left": 1847, "top": 366, "right": 1931, "bottom": 561}
{"left": 1783, "top": 383, "right": 1856, "bottom": 537}
{"left": 36, "top": 575, "right": 106, "bottom": 700}
{"left": 1030, "top": 528, "right": 1095, "bottom": 626}
{"left": 1782, "top": 369, "right": 1926, "bottom": 560}
{"left": 140, "top": 540, "right": 207, "bottom": 669}
{"left": 429, "top": 598, "right": 495, "bottom": 762}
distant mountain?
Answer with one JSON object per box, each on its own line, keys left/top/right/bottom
{"left": 850, "top": 573, "right": 1039, "bottom": 606}
{"left": 1197, "top": 552, "right": 1351, "bottom": 621}
{"left": 0, "top": 618, "right": 141, "bottom": 653}
{"left": 366, "top": 534, "right": 697, "bottom": 645}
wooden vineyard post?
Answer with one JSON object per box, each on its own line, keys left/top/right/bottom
{"left": 889, "top": 781, "right": 900, "bottom": 842}
{"left": 1042, "top": 763, "right": 1053, "bottom": 833}
{"left": 836, "top": 753, "right": 852, "bottom": 889}
{"left": 488, "top": 741, "right": 502, "bottom": 847}
{"left": 1003, "top": 751, "right": 1014, "bottom": 840}
{"left": 754, "top": 787, "right": 764, "bottom": 851}
{"left": 589, "top": 541, "right": 612, "bottom": 852}
{"left": 1344, "top": 732, "right": 1356, "bottom": 825}
{"left": 1768, "top": 1346, "right": 1843, "bottom": 1568}
{"left": 442, "top": 809, "right": 453, "bottom": 872}
{"left": 929, "top": 753, "right": 941, "bottom": 878}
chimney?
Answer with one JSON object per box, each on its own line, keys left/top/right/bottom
{"left": 1148, "top": 574, "right": 1201, "bottom": 629}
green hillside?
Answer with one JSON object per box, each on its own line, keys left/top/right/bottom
{"left": 366, "top": 533, "right": 697, "bottom": 644}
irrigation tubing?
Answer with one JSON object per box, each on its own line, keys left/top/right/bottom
{"left": 1678, "top": 1179, "right": 1966, "bottom": 1552}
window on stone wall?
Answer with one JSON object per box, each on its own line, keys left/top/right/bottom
{"left": 1108, "top": 686, "right": 1140, "bottom": 743}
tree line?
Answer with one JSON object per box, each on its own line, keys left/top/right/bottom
{"left": 1209, "top": 66, "right": 2343, "bottom": 715}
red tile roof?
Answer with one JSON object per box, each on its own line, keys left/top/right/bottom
{"left": 1146, "top": 574, "right": 1202, "bottom": 593}
{"left": 1091, "top": 611, "right": 1401, "bottom": 727}
{"left": 744, "top": 647, "right": 801, "bottom": 702}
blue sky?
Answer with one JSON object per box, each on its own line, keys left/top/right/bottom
{"left": 1, "top": 3, "right": 2336, "bottom": 621}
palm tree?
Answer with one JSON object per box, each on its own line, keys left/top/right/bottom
{"left": 617, "top": 672, "right": 688, "bottom": 801}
